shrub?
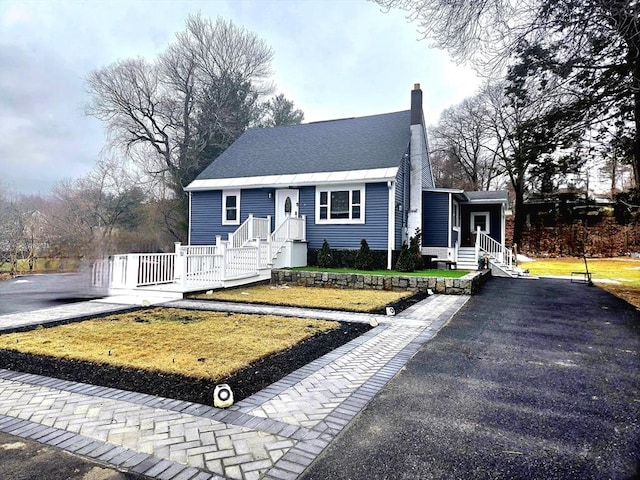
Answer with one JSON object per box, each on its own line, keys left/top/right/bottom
{"left": 317, "top": 239, "right": 333, "bottom": 268}
{"left": 308, "top": 246, "right": 392, "bottom": 270}
{"left": 395, "top": 242, "right": 415, "bottom": 272}
{"left": 354, "top": 239, "right": 375, "bottom": 270}
{"left": 409, "top": 228, "right": 424, "bottom": 270}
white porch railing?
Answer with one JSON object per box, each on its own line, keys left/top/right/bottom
{"left": 474, "top": 226, "right": 513, "bottom": 268}
{"left": 180, "top": 244, "right": 261, "bottom": 286}
{"left": 228, "top": 214, "right": 271, "bottom": 248}
{"left": 270, "top": 215, "right": 306, "bottom": 260}
{"left": 92, "top": 214, "right": 306, "bottom": 290}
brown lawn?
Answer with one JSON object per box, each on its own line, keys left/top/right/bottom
{"left": 189, "top": 284, "right": 414, "bottom": 311}
{"left": 0, "top": 308, "right": 340, "bottom": 381}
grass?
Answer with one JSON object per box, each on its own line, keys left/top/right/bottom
{"left": 524, "top": 257, "right": 640, "bottom": 308}
{"left": 290, "top": 266, "right": 467, "bottom": 278}
{"left": 190, "top": 284, "right": 415, "bottom": 311}
{"left": 0, "top": 308, "right": 340, "bottom": 380}
{"left": 0, "top": 258, "right": 81, "bottom": 275}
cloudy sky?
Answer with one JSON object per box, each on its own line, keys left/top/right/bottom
{"left": 0, "top": 0, "right": 481, "bottom": 195}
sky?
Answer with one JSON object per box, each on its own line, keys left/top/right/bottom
{"left": 0, "top": 0, "right": 482, "bottom": 195}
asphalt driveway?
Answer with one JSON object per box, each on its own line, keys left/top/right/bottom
{"left": 301, "top": 277, "right": 640, "bottom": 480}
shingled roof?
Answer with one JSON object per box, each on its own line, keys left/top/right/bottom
{"left": 190, "top": 110, "right": 411, "bottom": 185}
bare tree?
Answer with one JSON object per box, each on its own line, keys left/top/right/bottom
{"left": 375, "top": 0, "right": 640, "bottom": 188}
{"left": 374, "top": 0, "right": 528, "bottom": 73}
{"left": 0, "top": 188, "right": 48, "bottom": 275}
{"left": 482, "top": 79, "right": 586, "bottom": 244}
{"left": 86, "top": 14, "right": 276, "bottom": 240}
{"left": 430, "top": 93, "right": 502, "bottom": 190}
{"left": 41, "top": 158, "right": 150, "bottom": 258}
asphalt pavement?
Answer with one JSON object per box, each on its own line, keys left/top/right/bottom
{"left": 0, "top": 272, "right": 105, "bottom": 315}
{"left": 301, "top": 277, "right": 640, "bottom": 480}
{"left": 1, "top": 275, "right": 638, "bottom": 479}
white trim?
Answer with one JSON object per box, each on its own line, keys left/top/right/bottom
{"left": 422, "top": 188, "right": 465, "bottom": 194}
{"left": 315, "top": 184, "right": 365, "bottom": 224}
{"left": 447, "top": 193, "right": 452, "bottom": 249}
{"left": 185, "top": 167, "right": 399, "bottom": 191}
{"left": 188, "top": 191, "right": 192, "bottom": 245}
{"left": 470, "top": 211, "right": 490, "bottom": 234}
{"left": 466, "top": 197, "right": 509, "bottom": 205}
{"left": 501, "top": 204, "right": 506, "bottom": 250}
{"left": 452, "top": 199, "right": 461, "bottom": 229}
{"left": 222, "top": 190, "right": 241, "bottom": 226}
{"left": 388, "top": 181, "right": 395, "bottom": 270}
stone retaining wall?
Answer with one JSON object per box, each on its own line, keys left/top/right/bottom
{"left": 271, "top": 269, "right": 490, "bottom": 295}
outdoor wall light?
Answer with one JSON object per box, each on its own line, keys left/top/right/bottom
{"left": 214, "top": 384, "right": 234, "bottom": 408}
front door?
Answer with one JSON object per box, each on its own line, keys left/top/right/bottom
{"left": 275, "top": 189, "right": 299, "bottom": 227}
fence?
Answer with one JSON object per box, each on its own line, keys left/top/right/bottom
{"left": 91, "top": 215, "right": 306, "bottom": 290}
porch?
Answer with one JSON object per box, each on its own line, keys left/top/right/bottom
{"left": 424, "top": 228, "right": 525, "bottom": 278}
{"left": 92, "top": 215, "right": 307, "bottom": 298}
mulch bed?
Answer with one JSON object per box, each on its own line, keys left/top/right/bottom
{"left": 0, "top": 291, "right": 427, "bottom": 407}
{"left": 0, "top": 321, "right": 369, "bottom": 406}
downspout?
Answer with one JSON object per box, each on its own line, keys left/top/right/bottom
{"left": 388, "top": 180, "right": 395, "bottom": 270}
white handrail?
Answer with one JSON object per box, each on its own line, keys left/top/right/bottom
{"left": 475, "top": 226, "right": 513, "bottom": 268}
{"left": 228, "top": 214, "right": 271, "bottom": 248}
{"left": 93, "top": 214, "right": 306, "bottom": 290}
{"left": 270, "top": 216, "right": 305, "bottom": 260}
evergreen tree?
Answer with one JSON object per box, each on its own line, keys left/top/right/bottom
{"left": 354, "top": 239, "right": 375, "bottom": 270}
{"left": 408, "top": 228, "right": 424, "bottom": 270}
{"left": 395, "top": 242, "right": 415, "bottom": 272}
{"left": 317, "top": 239, "right": 333, "bottom": 268}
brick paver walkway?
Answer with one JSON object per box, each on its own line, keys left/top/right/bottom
{"left": 0, "top": 294, "right": 468, "bottom": 480}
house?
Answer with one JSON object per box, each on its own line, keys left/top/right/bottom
{"left": 186, "top": 83, "right": 515, "bottom": 276}
{"left": 185, "top": 84, "right": 434, "bottom": 270}
{"left": 93, "top": 84, "right": 516, "bottom": 297}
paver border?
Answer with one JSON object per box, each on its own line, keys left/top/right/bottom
{"left": 0, "top": 294, "right": 468, "bottom": 480}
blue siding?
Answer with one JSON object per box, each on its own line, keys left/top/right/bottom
{"left": 191, "top": 184, "right": 391, "bottom": 250}
{"left": 190, "top": 188, "right": 275, "bottom": 245}
{"left": 303, "top": 183, "right": 389, "bottom": 250}
{"left": 422, "top": 191, "right": 449, "bottom": 247}
{"left": 190, "top": 191, "right": 221, "bottom": 245}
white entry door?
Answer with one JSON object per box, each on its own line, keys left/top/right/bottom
{"left": 275, "top": 189, "right": 299, "bottom": 227}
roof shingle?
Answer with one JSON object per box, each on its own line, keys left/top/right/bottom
{"left": 194, "top": 110, "right": 412, "bottom": 181}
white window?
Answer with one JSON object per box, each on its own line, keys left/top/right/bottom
{"left": 222, "top": 190, "right": 240, "bottom": 225}
{"left": 452, "top": 201, "right": 460, "bottom": 229}
{"left": 316, "top": 185, "right": 365, "bottom": 224}
{"left": 470, "top": 211, "right": 490, "bottom": 234}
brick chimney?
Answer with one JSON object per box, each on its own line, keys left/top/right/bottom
{"left": 410, "top": 83, "right": 423, "bottom": 126}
